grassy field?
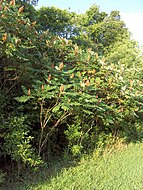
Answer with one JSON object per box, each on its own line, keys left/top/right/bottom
{"left": 2, "top": 143, "right": 143, "bottom": 190}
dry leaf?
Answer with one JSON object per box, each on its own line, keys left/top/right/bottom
{"left": 32, "top": 21, "right": 36, "bottom": 26}
{"left": 95, "top": 53, "right": 98, "bottom": 59}
{"left": 2, "top": 33, "right": 7, "bottom": 42}
{"left": 41, "top": 84, "right": 44, "bottom": 91}
{"left": 60, "top": 85, "right": 64, "bottom": 92}
{"left": 74, "top": 45, "right": 78, "bottom": 55}
{"left": 70, "top": 73, "right": 74, "bottom": 79}
{"left": 28, "top": 89, "right": 31, "bottom": 96}
{"left": 129, "top": 79, "right": 133, "bottom": 87}
{"left": 1, "top": 14, "right": 6, "bottom": 18}
{"left": 46, "top": 40, "right": 49, "bottom": 46}
{"left": 48, "top": 74, "right": 51, "bottom": 80}
{"left": 59, "top": 62, "right": 64, "bottom": 70}
{"left": 85, "top": 80, "right": 90, "bottom": 86}
{"left": 92, "top": 69, "right": 96, "bottom": 74}
{"left": 118, "top": 107, "right": 124, "bottom": 113}
{"left": 9, "top": 0, "right": 15, "bottom": 5}
{"left": 4, "top": 6, "right": 8, "bottom": 11}
{"left": 18, "top": 6, "right": 24, "bottom": 13}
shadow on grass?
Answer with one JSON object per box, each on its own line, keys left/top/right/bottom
{"left": 1, "top": 155, "right": 79, "bottom": 190}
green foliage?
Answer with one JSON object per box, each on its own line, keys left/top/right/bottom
{"left": 0, "top": 1, "right": 42, "bottom": 95}
{"left": 70, "top": 6, "right": 128, "bottom": 54}
{"left": 0, "top": 170, "right": 5, "bottom": 185}
{"left": 6, "top": 143, "right": 143, "bottom": 190}
{"left": 1, "top": 0, "right": 143, "bottom": 175}
{"left": 37, "top": 7, "right": 76, "bottom": 38}
{"left": 1, "top": 115, "right": 41, "bottom": 167}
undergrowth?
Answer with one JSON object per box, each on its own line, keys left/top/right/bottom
{"left": 1, "top": 141, "right": 143, "bottom": 190}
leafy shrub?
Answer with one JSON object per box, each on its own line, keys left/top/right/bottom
{"left": 0, "top": 1, "right": 143, "bottom": 170}
{"left": 0, "top": 170, "right": 5, "bottom": 184}
{"left": 1, "top": 115, "right": 41, "bottom": 167}
{"left": 16, "top": 46, "right": 143, "bottom": 156}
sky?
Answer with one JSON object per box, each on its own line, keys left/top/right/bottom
{"left": 36, "top": 0, "right": 143, "bottom": 44}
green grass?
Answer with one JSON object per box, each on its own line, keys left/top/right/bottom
{"left": 2, "top": 143, "right": 143, "bottom": 190}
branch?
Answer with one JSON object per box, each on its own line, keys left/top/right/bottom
{"left": 39, "top": 112, "right": 71, "bottom": 154}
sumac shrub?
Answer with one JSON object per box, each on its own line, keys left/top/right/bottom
{"left": 0, "top": 0, "right": 143, "bottom": 168}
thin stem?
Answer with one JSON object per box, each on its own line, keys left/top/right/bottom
{"left": 39, "top": 112, "right": 71, "bottom": 154}
{"left": 38, "top": 127, "right": 44, "bottom": 156}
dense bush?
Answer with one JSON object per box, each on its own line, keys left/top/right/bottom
{"left": 0, "top": 0, "right": 143, "bottom": 178}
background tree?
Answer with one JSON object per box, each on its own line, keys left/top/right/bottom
{"left": 36, "top": 6, "right": 79, "bottom": 38}
{"left": 72, "top": 6, "right": 129, "bottom": 55}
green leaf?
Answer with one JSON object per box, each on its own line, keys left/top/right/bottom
{"left": 52, "top": 104, "right": 61, "bottom": 113}
{"left": 14, "top": 95, "right": 31, "bottom": 103}
{"left": 61, "top": 105, "right": 70, "bottom": 111}
{"left": 14, "top": 96, "right": 32, "bottom": 103}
